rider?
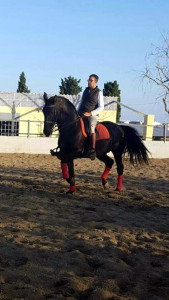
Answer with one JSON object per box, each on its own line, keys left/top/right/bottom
{"left": 78, "top": 74, "right": 104, "bottom": 160}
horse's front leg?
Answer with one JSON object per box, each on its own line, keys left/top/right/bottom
{"left": 61, "top": 160, "right": 75, "bottom": 194}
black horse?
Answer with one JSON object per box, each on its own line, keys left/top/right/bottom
{"left": 43, "top": 93, "right": 149, "bottom": 193}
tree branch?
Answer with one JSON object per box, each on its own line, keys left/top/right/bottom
{"left": 144, "top": 72, "right": 169, "bottom": 91}
{"left": 163, "top": 97, "right": 169, "bottom": 114}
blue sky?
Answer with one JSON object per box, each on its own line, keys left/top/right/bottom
{"left": 0, "top": 0, "right": 169, "bottom": 122}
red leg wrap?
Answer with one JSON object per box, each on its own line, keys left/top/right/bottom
{"left": 61, "top": 163, "right": 69, "bottom": 179}
{"left": 102, "top": 167, "right": 111, "bottom": 180}
{"left": 69, "top": 185, "right": 76, "bottom": 192}
{"left": 116, "top": 175, "right": 123, "bottom": 191}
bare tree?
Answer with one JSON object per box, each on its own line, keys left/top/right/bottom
{"left": 143, "top": 35, "right": 169, "bottom": 114}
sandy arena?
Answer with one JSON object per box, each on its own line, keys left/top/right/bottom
{"left": 0, "top": 154, "right": 169, "bottom": 300}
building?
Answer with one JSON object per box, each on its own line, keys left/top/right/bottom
{"left": 0, "top": 92, "right": 117, "bottom": 137}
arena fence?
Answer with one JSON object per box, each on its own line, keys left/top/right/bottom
{"left": 0, "top": 119, "right": 58, "bottom": 138}
{"left": 0, "top": 119, "right": 168, "bottom": 142}
{"left": 117, "top": 122, "right": 169, "bottom": 143}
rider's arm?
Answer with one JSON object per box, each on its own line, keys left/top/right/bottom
{"left": 91, "top": 91, "right": 104, "bottom": 116}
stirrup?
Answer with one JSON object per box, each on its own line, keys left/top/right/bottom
{"left": 50, "top": 147, "right": 59, "bottom": 156}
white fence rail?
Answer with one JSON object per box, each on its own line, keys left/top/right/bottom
{"left": 0, "top": 136, "right": 168, "bottom": 158}
{"left": 0, "top": 119, "right": 58, "bottom": 138}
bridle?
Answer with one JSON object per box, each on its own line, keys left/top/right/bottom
{"left": 43, "top": 104, "right": 83, "bottom": 132}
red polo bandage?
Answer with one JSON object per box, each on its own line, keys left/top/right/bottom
{"left": 116, "top": 175, "right": 123, "bottom": 191}
{"left": 61, "top": 163, "right": 69, "bottom": 179}
{"left": 102, "top": 167, "right": 111, "bottom": 180}
{"left": 69, "top": 185, "right": 76, "bottom": 192}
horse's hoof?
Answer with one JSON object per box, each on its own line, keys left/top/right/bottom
{"left": 102, "top": 178, "right": 109, "bottom": 189}
{"left": 103, "top": 182, "right": 109, "bottom": 189}
{"left": 115, "top": 188, "right": 121, "bottom": 192}
{"left": 66, "top": 190, "right": 74, "bottom": 195}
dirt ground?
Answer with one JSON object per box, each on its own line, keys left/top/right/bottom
{"left": 0, "top": 154, "right": 169, "bottom": 300}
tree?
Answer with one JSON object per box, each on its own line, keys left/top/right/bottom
{"left": 17, "top": 72, "right": 30, "bottom": 93}
{"left": 142, "top": 35, "right": 169, "bottom": 114}
{"left": 103, "top": 80, "right": 121, "bottom": 122}
{"left": 59, "top": 76, "right": 82, "bottom": 95}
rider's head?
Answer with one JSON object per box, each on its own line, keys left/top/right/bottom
{"left": 88, "top": 74, "right": 99, "bottom": 89}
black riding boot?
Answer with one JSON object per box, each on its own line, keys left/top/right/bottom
{"left": 89, "top": 133, "right": 96, "bottom": 160}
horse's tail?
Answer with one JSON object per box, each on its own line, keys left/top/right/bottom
{"left": 120, "top": 125, "right": 150, "bottom": 165}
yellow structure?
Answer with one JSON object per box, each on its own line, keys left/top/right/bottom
{"left": 0, "top": 93, "right": 155, "bottom": 141}
{"left": 0, "top": 105, "right": 45, "bottom": 137}
{"left": 98, "top": 110, "right": 117, "bottom": 123}
{"left": 16, "top": 108, "right": 44, "bottom": 136}
{"left": 143, "top": 114, "right": 155, "bottom": 141}
{"left": 0, "top": 92, "right": 117, "bottom": 137}
{"left": 0, "top": 106, "right": 117, "bottom": 137}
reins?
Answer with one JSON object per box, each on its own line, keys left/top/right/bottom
{"left": 48, "top": 116, "right": 83, "bottom": 132}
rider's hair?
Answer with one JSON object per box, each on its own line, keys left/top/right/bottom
{"left": 89, "top": 74, "right": 99, "bottom": 82}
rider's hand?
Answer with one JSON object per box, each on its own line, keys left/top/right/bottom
{"left": 83, "top": 112, "right": 92, "bottom": 117}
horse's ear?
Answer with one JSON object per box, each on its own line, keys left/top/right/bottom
{"left": 43, "top": 92, "right": 48, "bottom": 104}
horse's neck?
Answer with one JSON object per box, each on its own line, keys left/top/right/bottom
{"left": 57, "top": 112, "right": 76, "bottom": 128}
{"left": 56, "top": 108, "right": 84, "bottom": 153}
{"left": 57, "top": 111, "right": 80, "bottom": 134}
{"left": 55, "top": 101, "right": 83, "bottom": 147}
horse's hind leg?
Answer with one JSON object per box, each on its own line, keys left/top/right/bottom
{"left": 97, "top": 153, "right": 114, "bottom": 189}
{"left": 113, "top": 152, "right": 124, "bottom": 191}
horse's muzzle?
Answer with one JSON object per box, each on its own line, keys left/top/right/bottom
{"left": 43, "top": 129, "right": 51, "bottom": 137}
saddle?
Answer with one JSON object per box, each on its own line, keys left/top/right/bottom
{"left": 50, "top": 117, "right": 110, "bottom": 159}
{"left": 79, "top": 117, "right": 110, "bottom": 141}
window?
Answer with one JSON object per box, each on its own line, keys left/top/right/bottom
{"left": 0, "top": 121, "right": 19, "bottom": 136}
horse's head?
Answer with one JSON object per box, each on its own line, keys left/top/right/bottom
{"left": 43, "top": 92, "right": 78, "bottom": 136}
{"left": 43, "top": 93, "right": 58, "bottom": 137}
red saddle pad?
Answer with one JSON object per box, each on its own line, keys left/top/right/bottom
{"left": 96, "top": 123, "right": 110, "bottom": 140}
{"left": 80, "top": 118, "right": 110, "bottom": 140}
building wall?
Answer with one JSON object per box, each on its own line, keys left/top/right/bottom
{"left": 98, "top": 110, "right": 117, "bottom": 123}
{"left": 17, "top": 107, "right": 44, "bottom": 136}
{"left": 0, "top": 105, "right": 117, "bottom": 136}
{"left": 0, "top": 106, "right": 45, "bottom": 136}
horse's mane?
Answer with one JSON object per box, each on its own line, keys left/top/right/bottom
{"left": 55, "top": 95, "right": 78, "bottom": 116}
